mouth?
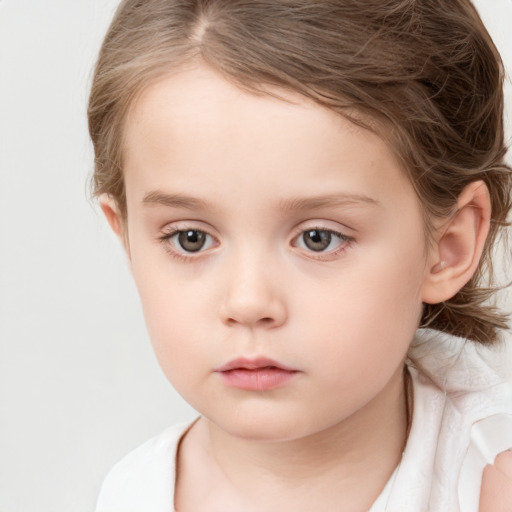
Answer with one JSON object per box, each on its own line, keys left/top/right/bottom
{"left": 215, "top": 357, "right": 296, "bottom": 372}
{"left": 215, "top": 357, "right": 299, "bottom": 391}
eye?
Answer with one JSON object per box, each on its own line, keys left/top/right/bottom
{"left": 294, "top": 228, "right": 349, "bottom": 253}
{"left": 164, "top": 229, "right": 216, "bottom": 253}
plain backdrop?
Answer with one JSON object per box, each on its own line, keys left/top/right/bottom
{"left": 0, "top": 1, "right": 511, "bottom": 511}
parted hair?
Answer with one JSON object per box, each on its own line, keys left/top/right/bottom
{"left": 88, "top": 0, "right": 512, "bottom": 343}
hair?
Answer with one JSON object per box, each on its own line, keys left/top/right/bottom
{"left": 88, "top": 0, "right": 512, "bottom": 344}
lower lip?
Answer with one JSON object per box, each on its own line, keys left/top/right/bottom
{"left": 217, "top": 367, "right": 298, "bottom": 391}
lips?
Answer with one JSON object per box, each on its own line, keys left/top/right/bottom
{"left": 215, "top": 357, "right": 297, "bottom": 372}
{"left": 215, "top": 357, "right": 299, "bottom": 391}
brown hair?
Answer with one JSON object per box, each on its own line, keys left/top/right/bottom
{"left": 88, "top": 0, "right": 512, "bottom": 343}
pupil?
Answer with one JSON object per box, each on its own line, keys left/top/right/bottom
{"left": 178, "top": 230, "right": 206, "bottom": 252}
{"left": 304, "top": 230, "right": 331, "bottom": 251}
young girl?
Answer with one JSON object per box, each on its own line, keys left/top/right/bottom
{"left": 88, "top": 1, "right": 512, "bottom": 510}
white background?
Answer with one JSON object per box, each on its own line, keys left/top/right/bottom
{"left": 0, "top": 1, "right": 510, "bottom": 511}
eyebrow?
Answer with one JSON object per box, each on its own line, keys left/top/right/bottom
{"left": 141, "top": 190, "right": 380, "bottom": 212}
{"left": 278, "top": 193, "right": 381, "bottom": 212}
{"left": 142, "top": 191, "right": 215, "bottom": 211}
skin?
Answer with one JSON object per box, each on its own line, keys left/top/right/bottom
{"left": 479, "top": 451, "right": 512, "bottom": 512}
{"left": 101, "top": 62, "right": 501, "bottom": 511}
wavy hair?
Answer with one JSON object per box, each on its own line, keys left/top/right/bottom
{"left": 88, "top": 0, "right": 512, "bottom": 343}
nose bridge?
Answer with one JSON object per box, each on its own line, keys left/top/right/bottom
{"left": 219, "top": 244, "right": 287, "bottom": 329}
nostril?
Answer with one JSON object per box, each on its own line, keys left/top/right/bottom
{"left": 224, "top": 316, "right": 275, "bottom": 327}
{"left": 257, "top": 317, "right": 276, "bottom": 327}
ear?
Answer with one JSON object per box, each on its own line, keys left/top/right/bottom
{"left": 99, "top": 194, "right": 131, "bottom": 258}
{"left": 422, "top": 181, "right": 491, "bottom": 304}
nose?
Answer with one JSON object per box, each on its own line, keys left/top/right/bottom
{"left": 219, "top": 253, "right": 287, "bottom": 329}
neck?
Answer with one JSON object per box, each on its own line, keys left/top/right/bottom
{"left": 179, "top": 365, "right": 408, "bottom": 512}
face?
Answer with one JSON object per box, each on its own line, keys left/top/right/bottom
{"left": 118, "top": 64, "right": 431, "bottom": 441}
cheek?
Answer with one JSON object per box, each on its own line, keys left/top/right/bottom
{"left": 294, "top": 242, "right": 426, "bottom": 378}
{"left": 134, "top": 280, "right": 213, "bottom": 396}
{"left": 136, "top": 278, "right": 208, "bottom": 346}
{"left": 127, "top": 239, "right": 205, "bottom": 357}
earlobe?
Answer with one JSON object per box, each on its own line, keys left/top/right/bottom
{"left": 422, "top": 181, "right": 491, "bottom": 304}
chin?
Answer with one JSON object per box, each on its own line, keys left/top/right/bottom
{"left": 205, "top": 406, "right": 319, "bottom": 443}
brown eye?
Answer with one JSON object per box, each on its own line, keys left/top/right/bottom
{"left": 293, "top": 227, "right": 350, "bottom": 255}
{"left": 302, "top": 230, "right": 332, "bottom": 252}
{"left": 177, "top": 230, "right": 207, "bottom": 252}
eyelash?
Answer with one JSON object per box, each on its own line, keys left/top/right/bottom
{"left": 158, "top": 227, "right": 217, "bottom": 262}
{"left": 158, "top": 225, "right": 354, "bottom": 262}
{"left": 291, "top": 226, "right": 354, "bottom": 260}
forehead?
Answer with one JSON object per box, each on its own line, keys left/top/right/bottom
{"left": 123, "top": 64, "right": 366, "bottom": 163}
{"left": 121, "top": 63, "right": 420, "bottom": 219}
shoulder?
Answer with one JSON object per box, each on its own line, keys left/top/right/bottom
{"left": 95, "top": 419, "right": 199, "bottom": 512}
{"left": 405, "top": 330, "right": 512, "bottom": 510}
{"left": 407, "top": 329, "right": 512, "bottom": 419}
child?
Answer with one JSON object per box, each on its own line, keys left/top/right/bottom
{"left": 88, "top": 1, "right": 512, "bottom": 510}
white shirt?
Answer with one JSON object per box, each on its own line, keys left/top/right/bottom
{"left": 96, "top": 330, "right": 512, "bottom": 512}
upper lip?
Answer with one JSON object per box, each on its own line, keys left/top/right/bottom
{"left": 215, "top": 357, "right": 297, "bottom": 372}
